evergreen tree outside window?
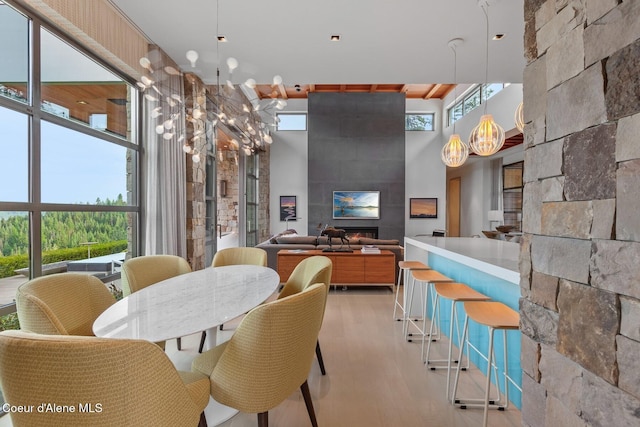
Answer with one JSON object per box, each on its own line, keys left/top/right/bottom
{"left": 405, "top": 113, "right": 435, "bottom": 131}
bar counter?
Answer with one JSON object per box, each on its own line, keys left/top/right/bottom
{"left": 404, "top": 236, "right": 522, "bottom": 408}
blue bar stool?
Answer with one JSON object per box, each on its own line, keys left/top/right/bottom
{"left": 404, "top": 269, "right": 453, "bottom": 361}
{"left": 393, "top": 261, "right": 430, "bottom": 326}
{"left": 452, "top": 301, "right": 520, "bottom": 427}
{"left": 425, "top": 283, "right": 490, "bottom": 402}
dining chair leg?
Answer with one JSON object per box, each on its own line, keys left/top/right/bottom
{"left": 257, "top": 411, "right": 269, "bottom": 427}
{"left": 176, "top": 337, "right": 182, "bottom": 351}
{"left": 198, "top": 412, "right": 208, "bottom": 427}
{"left": 315, "top": 341, "right": 326, "bottom": 375}
{"left": 300, "top": 380, "right": 319, "bottom": 427}
{"left": 198, "top": 331, "right": 207, "bottom": 353}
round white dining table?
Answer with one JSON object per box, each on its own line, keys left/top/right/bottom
{"left": 92, "top": 264, "right": 280, "bottom": 425}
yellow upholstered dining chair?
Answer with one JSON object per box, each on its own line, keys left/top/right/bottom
{"left": 121, "top": 254, "right": 203, "bottom": 352}
{"left": 15, "top": 272, "right": 115, "bottom": 336}
{"left": 278, "top": 255, "right": 333, "bottom": 375}
{"left": 211, "top": 247, "right": 268, "bottom": 332}
{"left": 192, "top": 283, "right": 326, "bottom": 427}
{"left": 211, "top": 247, "right": 268, "bottom": 268}
{"left": 0, "top": 330, "right": 209, "bottom": 427}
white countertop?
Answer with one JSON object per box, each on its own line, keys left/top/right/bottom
{"left": 404, "top": 237, "right": 520, "bottom": 284}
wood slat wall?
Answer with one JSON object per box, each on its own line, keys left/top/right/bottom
{"left": 19, "top": 0, "right": 148, "bottom": 80}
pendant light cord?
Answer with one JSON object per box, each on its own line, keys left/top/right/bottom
{"left": 482, "top": 2, "right": 489, "bottom": 115}
{"left": 451, "top": 44, "right": 458, "bottom": 134}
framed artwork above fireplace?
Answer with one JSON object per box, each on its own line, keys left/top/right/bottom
{"left": 333, "top": 191, "right": 380, "bottom": 219}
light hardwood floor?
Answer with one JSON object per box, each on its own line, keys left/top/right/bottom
{"left": 169, "top": 286, "right": 522, "bottom": 427}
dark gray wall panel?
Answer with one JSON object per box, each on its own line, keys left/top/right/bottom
{"left": 307, "top": 93, "right": 405, "bottom": 241}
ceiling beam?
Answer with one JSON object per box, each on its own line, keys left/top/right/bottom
{"left": 424, "top": 84, "right": 442, "bottom": 100}
{"left": 276, "top": 83, "right": 288, "bottom": 99}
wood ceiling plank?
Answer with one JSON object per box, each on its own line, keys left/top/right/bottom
{"left": 424, "top": 84, "right": 442, "bottom": 100}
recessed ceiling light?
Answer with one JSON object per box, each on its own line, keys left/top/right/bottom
{"left": 492, "top": 34, "right": 505, "bottom": 40}
{"left": 330, "top": 35, "right": 341, "bottom": 41}
{"left": 217, "top": 35, "right": 227, "bottom": 42}
{"left": 76, "top": 100, "right": 88, "bottom": 105}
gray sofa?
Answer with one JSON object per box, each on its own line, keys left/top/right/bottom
{"left": 256, "top": 234, "right": 404, "bottom": 275}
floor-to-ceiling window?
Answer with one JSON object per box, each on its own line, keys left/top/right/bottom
{"left": 0, "top": 3, "right": 140, "bottom": 323}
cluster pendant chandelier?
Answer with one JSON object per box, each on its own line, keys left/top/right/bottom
{"left": 441, "top": 38, "right": 469, "bottom": 168}
{"left": 211, "top": 0, "right": 282, "bottom": 157}
{"left": 468, "top": 0, "right": 505, "bottom": 157}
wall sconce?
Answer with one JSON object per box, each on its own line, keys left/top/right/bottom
{"left": 220, "top": 180, "right": 227, "bottom": 197}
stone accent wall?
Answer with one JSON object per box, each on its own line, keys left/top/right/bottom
{"left": 217, "top": 150, "right": 239, "bottom": 235}
{"left": 184, "top": 74, "right": 208, "bottom": 271}
{"left": 258, "top": 147, "right": 271, "bottom": 243}
{"left": 521, "top": 1, "right": 640, "bottom": 426}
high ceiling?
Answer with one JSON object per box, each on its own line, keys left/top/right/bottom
{"left": 109, "top": 0, "right": 525, "bottom": 99}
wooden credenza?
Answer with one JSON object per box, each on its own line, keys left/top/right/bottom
{"left": 277, "top": 249, "right": 395, "bottom": 287}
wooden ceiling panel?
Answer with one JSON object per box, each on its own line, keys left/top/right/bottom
{"left": 254, "top": 83, "right": 455, "bottom": 100}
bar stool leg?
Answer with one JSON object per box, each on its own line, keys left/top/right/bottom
{"left": 423, "top": 286, "right": 443, "bottom": 364}
{"left": 392, "top": 267, "right": 404, "bottom": 320}
{"left": 452, "top": 317, "right": 505, "bottom": 410}
{"left": 482, "top": 328, "right": 495, "bottom": 427}
{"left": 404, "top": 278, "right": 426, "bottom": 342}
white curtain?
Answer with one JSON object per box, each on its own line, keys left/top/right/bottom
{"left": 141, "top": 48, "right": 187, "bottom": 257}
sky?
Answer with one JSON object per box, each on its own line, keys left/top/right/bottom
{"left": 1, "top": 107, "right": 128, "bottom": 205}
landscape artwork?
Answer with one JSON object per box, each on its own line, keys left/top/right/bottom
{"left": 333, "top": 191, "right": 380, "bottom": 219}
{"left": 409, "top": 198, "right": 437, "bottom": 219}
{"left": 280, "top": 196, "right": 297, "bottom": 221}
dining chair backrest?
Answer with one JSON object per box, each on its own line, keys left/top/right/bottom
{"left": 211, "top": 247, "right": 268, "bottom": 268}
{"left": 0, "top": 330, "right": 210, "bottom": 427}
{"left": 15, "top": 272, "right": 115, "bottom": 336}
{"left": 121, "top": 254, "right": 192, "bottom": 296}
{"left": 197, "top": 283, "right": 326, "bottom": 414}
{"left": 278, "top": 255, "right": 332, "bottom": 300}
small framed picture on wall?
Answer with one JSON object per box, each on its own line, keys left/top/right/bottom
{"left": 409, "top": 198, "right": 438, "bottom": 219}
{"left": 280, "top": 196, "right": 297, "bottom": 221}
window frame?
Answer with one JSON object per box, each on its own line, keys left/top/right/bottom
{"left": 275, "top": 112, "right": 307, "bottom": 131}
{"left": 405, "top": 113, "right": 435, "bottom": 131}
{"left": 0, "top": 1, "right": 141, "bottom": 296}
{"left": 447, "top": 83, "right": 506, "bottom": 126}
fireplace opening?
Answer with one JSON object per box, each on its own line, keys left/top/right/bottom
{"left": 339, "top": 226, "right": 378, "bottom": 239}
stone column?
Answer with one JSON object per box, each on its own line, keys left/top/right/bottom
{"left": 521, "top": 1, "right": 640, "bottom": 426}
{"left": 184, "top": 74, "right": 207, "bottom": 270}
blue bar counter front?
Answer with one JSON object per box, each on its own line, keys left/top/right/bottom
{"left": 404, "top": 237, "right": 522, "bottom": 409}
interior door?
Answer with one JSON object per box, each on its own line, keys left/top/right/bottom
{"left": 448, "top": 177, "right": 461, "bottom": 237}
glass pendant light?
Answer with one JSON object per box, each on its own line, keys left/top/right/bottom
{"left": 441, "top": 133, "right": 469, "bottom": 167}
{"left": 514, "top": 101, "right": 524, "bottom": 133}
{"left": 441, "top": 38, "right": 469, "bottom": 167}
{"left": 468, "top": 0, "right": 505, "bottom": 156}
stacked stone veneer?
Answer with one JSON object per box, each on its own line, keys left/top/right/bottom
{"left": 184, "top": 74, "right": 208, "bottom": 270}
{"left": 217, "top": 151, "right": 239, "bottom": 236}
{"left": 521, "top": 1, "right": 640, "bottom": 426}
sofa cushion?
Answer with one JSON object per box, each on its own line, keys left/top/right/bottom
{"left": 317, "top": 236, "right": 359, "bottom": 245}
{"left": 359, "top": 237, "right": 400, "bottom": 246}
{"left": 276, "top": 236, "right": 318, "bottom": 245}
{"left": 269, "top": 229, "right": 298, "bottom": 243}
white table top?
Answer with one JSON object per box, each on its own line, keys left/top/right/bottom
{"left": 404, "top": 237, "right": 520, "bottom": 284}
{"left": 93, "top": 265, "right": 280, "bottom": 342}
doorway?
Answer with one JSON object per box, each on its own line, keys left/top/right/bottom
{"left": 447, "top": 177, "right": 461, "bottom": 237}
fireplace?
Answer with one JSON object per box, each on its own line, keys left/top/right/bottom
{"left": 340, "top": 226, "right": 378, "bottom": 239}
